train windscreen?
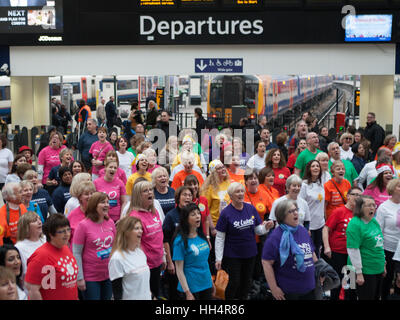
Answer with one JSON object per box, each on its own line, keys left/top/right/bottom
{"left": 224, "top": 82, "right": 241, "bottom": 106}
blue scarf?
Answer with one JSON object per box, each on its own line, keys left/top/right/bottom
{"left": 279, "top": 224, "right": 306, "bottom": 272}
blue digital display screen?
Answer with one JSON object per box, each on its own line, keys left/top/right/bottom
{"left": 345, "top": 14, "right": 392, "bottom": 42}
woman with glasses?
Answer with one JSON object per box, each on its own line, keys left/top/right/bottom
{"left": 262, "top": 200, "right": 318, "bottom": 300}
{"left": 346, "top": 195, "right": 386, "bottom": 300}
{"left": 72, "top": 192, "right": 116, "bottom": 300}
{"left": 25, "top": 213, "right": 79, "bottom": 300}
{"left": 322, "top": 186, "right": 362, "bottom": 300}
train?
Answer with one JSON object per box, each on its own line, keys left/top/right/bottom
{"left": 207, "top": 74, "right": 334, "bottom": 127}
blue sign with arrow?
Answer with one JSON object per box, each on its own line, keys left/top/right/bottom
{"left": 195, "top": 58, "right": 243, "bottom": 73}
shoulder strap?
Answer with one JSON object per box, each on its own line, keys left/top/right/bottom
{"left": 330, "top": 179, "right": 346, "bottom": 204}
{"left": 6, "top": 203, "right": 21, "bottom": 226}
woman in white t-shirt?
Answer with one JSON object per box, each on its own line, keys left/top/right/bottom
{"left": 108, "top": 216, "right": 151, "bottom": 300}
{"left": 116, "top": 137, "right": 135, "bottom": 181}
{"left": 247, "top": 140, "right": 267, "bottom": 173}
{"left": 269, "top": 174, "right": 311, "bottom": 230}
{"left": 0, "top": 134, "right": 14, "bottom": 189}
{"left": 299, "top": 160, "right": 325, "bottom": 257}
{"left": 15, "top": 211, "right": 46, "bottom": 291}
{"left": 376, "top": 178, "right": 400, "bottom": 300}
{"left": 339, "top": 133, "right": 354, "bottom": 161}
{"left": 315, "top": 152, "right": 331, "bottom": 185}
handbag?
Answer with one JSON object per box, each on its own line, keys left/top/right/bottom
{"left": 214, "top": 270, "right": 229, "bottom": 300}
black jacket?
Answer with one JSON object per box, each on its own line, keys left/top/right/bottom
{"left": 146, "top": 108, "right": 158, "bottom": 127}
{"left": 196, "top": 116, "right": 208, "bottom": 142}
{"left": 364, "top": 121, "right": 385, "bottom": 156}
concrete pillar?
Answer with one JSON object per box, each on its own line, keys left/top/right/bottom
{"left": 360, "top": 75, "right": 394, "bottom": 134}
{"left": 10, "top": 76, "right": 50, "bottom": 129}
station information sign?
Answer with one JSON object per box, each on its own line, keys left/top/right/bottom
{"left": 0, "top": 0, "right": 63, "bottom": 33}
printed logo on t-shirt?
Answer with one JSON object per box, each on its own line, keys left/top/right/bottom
{"left": 190, "top": 244, "right": 200, "bottom": 256}
{"left": 198, "top": 203, "right": 206, "bottom": 212}
{"left": 233, "top": 217, "right": 255, "bottom": 230}
{"left": 317, "top": 194, "right": 323, "bottom": 202}
{"left": 41, "top": 256, "right": 78, "bottom": 290}
{"left": 279, "top": 174, "right": 284, "bottom": 179}
{"left": 255, "top": 203, "right": 266, "bottom": 215}
{"left": 375, "top": 234, "right": 384, "bottom": 248}
{"left": 0, "top": 225, "right": 3, "bottom": 238}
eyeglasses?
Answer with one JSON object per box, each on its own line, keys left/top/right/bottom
{"left": 287, "top": 208, "right": 298, "bottom": 215}
{"left": 344, "top": 137, "right": 352, "bottom": 140}
{"left": 364, "top": 203, "right": 377, "bottom": 208}
{"left": 56, "top": 228, "right": 71, "bottom": 235}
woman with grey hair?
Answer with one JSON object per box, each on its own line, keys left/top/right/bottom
{"left": 346, "top": 195, "right": 386, "bottom": 300}
{"left": 269, "top": 174, "right": 311, "bottom": 230}
{"left": 262, "top": 199, "right": 318, "bottom": 300}
{"left": 215, "top": 182, "right": 271, "bottom": 300}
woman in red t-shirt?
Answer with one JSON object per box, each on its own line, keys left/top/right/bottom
{"left": 265, "top": 148, "right": 291, "bottom": 197}
{"left": 25, "top": 213, "right": 79, "bottom": 300}
{"left": 287, "top": 139, "right": 307, "bottom": 174}
{"left": 322, "top": 186, "right": 362, "bottom": 300}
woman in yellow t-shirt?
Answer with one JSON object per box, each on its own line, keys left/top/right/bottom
{"left": 200, "top": 159, "right": 230, "bottom": 232}
{"left": 125, "top": 154, "right": 151, "bottom": 196}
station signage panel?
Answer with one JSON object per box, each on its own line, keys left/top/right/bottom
{"left": 195, "top": 58, "right": 243, "bottom": 73}
{"left": 0, "top": 0, "right": 63, "bottom": 33}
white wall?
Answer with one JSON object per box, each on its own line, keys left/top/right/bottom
{"left": 10, "top": 44, "right": 396, "bottom": 76}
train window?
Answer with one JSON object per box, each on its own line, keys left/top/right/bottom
{"left": 4, "top": 86, "right": 10, "bottom": 100}
{"left": 117, "top": 80, "right": 138, "bottom": 90}
{"left": 244, "top": 84, "right": 258, "bottom": 106}
{"left": 82, "top": 79, "right": 87, "bottom": 95}
{"left": 71, "top": 82, "right": 81, "bottom": 94}
{"left": 50, "top": 83, "right": 61, "bottom": 96}
{"left": 210, "top": 83, "right": 223, "bottom": 106}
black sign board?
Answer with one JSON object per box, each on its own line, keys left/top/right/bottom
{"left": 0, "top": 0, "right": 397, "bottom": 45}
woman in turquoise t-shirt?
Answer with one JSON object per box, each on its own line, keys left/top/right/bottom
{"left": 346, "top": 195, "right": 386, "bottom": 300}
{"left": 173, "top": 203, "right": 214, "bottom": 300}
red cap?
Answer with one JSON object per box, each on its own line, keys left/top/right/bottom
{"left": 18, "top": 145, "right": 33, "bottom": 155}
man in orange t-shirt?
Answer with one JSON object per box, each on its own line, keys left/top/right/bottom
{"left": 0, "top": 182, "right": 27, "bottom": 246}
{"left": 171, "top": 151, "right": 204, "bottom": 190}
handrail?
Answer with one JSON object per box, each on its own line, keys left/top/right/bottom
{"left": 317, "top": 91, "right": 345, "bottom": 127}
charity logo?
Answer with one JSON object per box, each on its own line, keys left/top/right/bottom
{"left": 191, "top": 244, "right": 200, "bottom": 256}
{"left": 198, "top": 203, "right": 206, "bottom": 212}
{"left": 57, "top": 256, "right": 78, "bottom": 282}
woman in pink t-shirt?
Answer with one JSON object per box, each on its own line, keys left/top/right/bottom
{"left": 38, "top": 131, "right": 66, "bottom": 185}
{"left": 363, "top": 164, "right": 393, "bottom": 209}
{"left": 128, "top": 180, "right": 165, "bottom": 299}
{"left": 67, "top": 180, "right": 96, "bottom": 245}
{"left": 72, "top": 192, "right": 116, "bottom": 300}
{"left": 94, "top": 160, "right": 128, "bottom": 224}
{"left": 98, "top": 150, "right": 127, "bottom": 186}
{"left": 89, "top": 127, "right": 114, "bottom": 180}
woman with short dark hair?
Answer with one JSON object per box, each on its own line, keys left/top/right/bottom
{"left": 25, "top": 213, "right": 79, "bottom": 300}
{"left": 346, "top": 195, "right": 386, "bottom": 300}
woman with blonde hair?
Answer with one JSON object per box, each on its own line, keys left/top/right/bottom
{"left": 200, "top": 159, "right": 231, "bottom": 228}
{"left": 128, "top": 180, "right": 165, "bottom": 299}
{"left": 339, "top": 132, "right": 354, "bottom": 161}
{"left": 15, "top": 211, "right": 45, "bottom": 287}
{"left": 67, "top": 180, "right": 96, "bottom": 244}
{"left": 109, "top": 216, "right": 151, "bottom": 300}
{"left": 63, "top": 172, "right": 92, "bottom": 216}
{"left": 20, "top": 180, "right": 44, "bottom": 223}
{"left": 159, "top": 135, "right": 179, "bottom": 168}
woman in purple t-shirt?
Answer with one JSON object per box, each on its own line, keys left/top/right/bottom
{"left": 72, "top": 192, "right": 116, "bottom": 300}
{"left": 262, "top": 199, "right": 318, "bottom": 300}
{"left": 215, "top": 182, "right": 271, "bottom": 300}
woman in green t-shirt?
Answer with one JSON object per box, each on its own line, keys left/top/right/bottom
{"left": 346, "top": 195, "right": 386, "bottom": 300}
